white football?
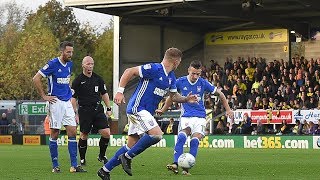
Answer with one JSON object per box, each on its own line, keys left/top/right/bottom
{"left": 178, "top": 153, "right": 195, "bottom": 169}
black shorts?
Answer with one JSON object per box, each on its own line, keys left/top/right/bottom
{"left": 78, "top": 104, "right": 110, "bottom": 134}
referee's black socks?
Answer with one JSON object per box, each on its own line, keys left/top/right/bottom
{"left": 78, "top": 138, "right": 87, "bottom": 160}
{"left": 99, "top": 137, "right": 110, "bottom": 158}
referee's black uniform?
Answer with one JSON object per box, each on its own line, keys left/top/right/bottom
{"left": 72, "top": 72, "right": 110, "bottom": 133}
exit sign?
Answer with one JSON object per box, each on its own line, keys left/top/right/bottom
{"left": 19, "top": 103, "right": 47, "bottom": 115}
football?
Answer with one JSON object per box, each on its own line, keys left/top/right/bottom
{"left": 178, "top": 153, "right": 196, "bottom": 169}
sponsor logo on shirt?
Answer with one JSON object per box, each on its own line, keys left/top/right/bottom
{"left": 153, "top": 87, "right": 168, "bottom": 97}
{"left": 57, "top": 78, "right": 70, "bottom": 84}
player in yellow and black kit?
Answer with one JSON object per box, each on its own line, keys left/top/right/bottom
{"left": 71, "top": 56, "right": 112, "bottom": 166}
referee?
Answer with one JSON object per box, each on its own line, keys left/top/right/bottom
{"left": 71, "top": 56, "right": 112, "bottom": 166}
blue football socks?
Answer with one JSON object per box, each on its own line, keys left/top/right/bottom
{"left": 68, "top": 137, "right": 78, "bottom": 167}
{"left": 173, "top": 132, "right": 187, "bottom": 163}
{"left": 189, "top": 137, "right": 200, "bottom": 158}
{"left": 103, "top": 145, "right": 130, "bottom": 172}
{"left": 49, "top": 138, "right": 59, "bottom": 168}
{"left": 125, "top": 134, "right": 161, "bottom": 159}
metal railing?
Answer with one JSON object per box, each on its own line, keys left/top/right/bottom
{"left": 0, "top": 125, "right": 44, "bottom": 135}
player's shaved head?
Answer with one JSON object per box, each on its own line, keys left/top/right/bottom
{"left": 82, "top": 56, "right": 94, "bottom": 64}
{"left": 82, "top": 56, "right": 94, "bottom": 77}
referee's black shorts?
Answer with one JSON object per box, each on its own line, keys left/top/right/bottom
{"left": 78, "top": 104, "right": 110, "bottom": 134}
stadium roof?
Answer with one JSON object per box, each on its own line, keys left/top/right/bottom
{"left": 65, "top": 0, "right": 320, "bottom": 39}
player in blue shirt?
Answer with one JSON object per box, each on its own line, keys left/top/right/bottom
{"left": 97, "top": 47, "right": 198, "bottom": 180}
{"left": 157, "top": 60, "right": 233, "bottom": 175}
{"left": 33, "top": 41, "right": 86, "bottom": 173}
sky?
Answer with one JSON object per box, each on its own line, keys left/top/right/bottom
{"left": 1, "top": 0, "right": 112, "bottom": 32}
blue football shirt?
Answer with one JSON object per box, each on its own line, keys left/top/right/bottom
{"left": 38, "top": 57, "right": 73, "bottom": 101}
{"left": 127, "top": 63, "right": 177, "bottom": 114}
{"left": 176, "top": 76, "right": 216, "bottom": 118}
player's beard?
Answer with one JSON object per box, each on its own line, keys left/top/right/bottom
{"left": 63, "top": 53, "right": 72, "bottom": 62}
{"left": 65, "top": 56, "right": 72, "bottom": 62}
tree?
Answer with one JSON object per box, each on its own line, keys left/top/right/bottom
{"left": 93, "top": 23, "right": 114, "bottom": 96}
{"left": 6, "top": 15, "right": 58, "bottom": 99}
{"left": 0, "top": 1, "right": 27, "bottom": 36}
{"left": 0, "top": 2, "right": 26, "bottom": 99}
{"left": 27, "top": 0, "right": 97, "bottom": 77}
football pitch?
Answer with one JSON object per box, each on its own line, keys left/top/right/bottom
{"left": 0, "top": 145, "right": 319, "bottom": 180}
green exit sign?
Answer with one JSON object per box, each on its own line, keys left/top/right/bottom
{"left": 19, "top": 103, "right": 47, "bottom": 115}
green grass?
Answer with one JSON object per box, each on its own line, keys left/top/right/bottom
{"left": 0, "top": 145, "right": 319, "bottom": 180}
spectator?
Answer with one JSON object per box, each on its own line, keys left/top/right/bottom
{"left": 301, "top": 120, "right": 310, "bottom": 135}
{"left": 246, "top": 99, "right": 253, "bottom": 109}
{"left": 309, "top": 121, "right": 317, "bottom": 135}
{"left": 213, "top": 120, "right": 225, "bottom": 134}
{"left": 291, "top": 120, "right": 302, "bottom": 135}
{"left": 255, "top": 119, "right": 265, "bottom": 135}
{"left": 276, "top": 119, "right": 290, "bottom": 135}
{"left": 245, "top": 62, "right": 255, "bottom": 84}
{"left": 314, "top": 120, "right": 320, "bottom": 135}
{"left": 0, "top": 113, "right": 9, "bottom": 134}
{"left": 165, "top": 118, "right": 177, "bottom": 135}
{"left": 236, "top": 89, "right": 246, "bottom": 109}
{"left": 253, "top": 96, "right": 263, "bottom": 110}
{"left": 236, "top": 113, "right": 252, "bottom": 134}
{"left": 8, "top": 119, "right": 21, "bottom": 134}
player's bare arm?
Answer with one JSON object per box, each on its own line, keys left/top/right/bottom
{"left": 32, "top": 72, "right": 57, "bottom": 103}
{"left": 170, "top": 91, "right": 198, "bottom": 104}
{"left": 71, "top": 97, "right": 77, "bottom": 111}
{"left": 213, "top": 89, "right": 233, "bottom": 119}
{"left": 114, "top": 66, "right": 140, "bottom": 105}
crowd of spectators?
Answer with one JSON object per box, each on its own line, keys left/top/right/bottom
{"left": 0, "top": 113, "right": 23, "bottom": 135}
{"left": 156, "top": 56, "right": 320, "bottom": 135}
{"left": 199, "top": 56, "right": 320, "bottom": 135}
{"left": 202, "top": 56, "right": 320, "bottom": 111}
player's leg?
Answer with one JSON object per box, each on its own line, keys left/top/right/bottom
{"left": 189, "top": 117, "right": 206, "bottom": 159}
{"left": 166, "top": 131, "right": 188, "bottom": 174}
{"left": 95, "top": 112, "right": 111, "bottom": 164}
{"left": 120, "top": 111, "right": 163, "bottom": 176}
{"left": 97, "top": 120, "right": 139, "bottom": 179}
{"left": 174, "top": 118, "right": 191, "bottom": 162}
{"left": 78, "top": 132, "right": 89, "bottom": 165}
{"left": 183, "top": 117, "right": 205, "bottom": 175}
{"left": 98, "top": 144, "right": 132, "bottom": 180}
{"left": 97, "top": 128, "right": 110, "bottom": 164}
{"left": 49, "top": 128, "right": 60, "bottom": 172}
{"left": 64, "top": 100, "right": 86, "bottom": 172}
{"left": 48, "top": 101, "right": 63, "bottom": 173}
{"left": 167, "top": 118, "right": 191, "bottom": 174}
{"left": 78, "top": 107, "right": 93, "bottom": 166}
